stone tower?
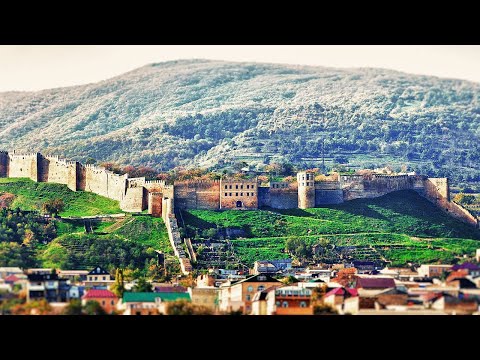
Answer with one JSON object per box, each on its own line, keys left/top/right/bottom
{"left": 297, "top": 171, "right": 315, "bottom": 209}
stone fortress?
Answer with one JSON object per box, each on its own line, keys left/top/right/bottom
{"left": 0, "top": 150, "right": 478, "bottom": 229}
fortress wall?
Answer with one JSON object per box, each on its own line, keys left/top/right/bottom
{"left": 259, "top": 184, "right": 298, "bottom": 209}
{"left": 7, "top": 152, "right": 39, "bottom": 181}
{"left": 0, "top": 152, "right": 8, "bottom": 177}
{"left": 67, "top": 162, "right": 77, "bottom": 191}
{"left": 173, "top": 180, "right": 220, "bottom": 210}
{"left": 84, "top": 165, "right": 128, "bottom": 202}
{"left": 196, "top": 182, "right": 220, "bottom": 210}
{"left": 174, "top": 182, "right": 198, "bottom": 210}
{"left": 422, "top": 178, "right": 478, "bottom": 228}
{"left": 315, "top": 190, "right": 344, "bottom": 205}
{"left": 315, "top": 181, "right": 341, "bottom": 190}
{"left": 76, "top": 163, "right": 86, "bottom": 191}
{"left": 144, "top": 180, "right": 166, "bottom": 192}
{"left": 343, "top": 175, "right": 415, "bottom": 201}
{"left": 148, "top": 192, "right": 163, "bottom": 217}
{"left": 121, "top": 187, "right": 147, "bottom": 212}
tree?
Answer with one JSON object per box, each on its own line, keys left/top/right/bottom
{"left": 83, "top": 300, "right": 107, "bottom": 315}
{"left": 85, "top": 157, "right": 97, "bottom": 165}
{"left": 285, "top": 236, "right": 312, "bottom": 260}
{"left": 281, "top": 275, "right": 299, "bottom": 285}
{"left": 453, "top": 193, "right": 475, "bottom": 205}
{"left": 332, "top": 268, "right": 357, "bottom": 287}
{"left": 132, "top": 277, "right": 153, "bottom": 292}
{"left": 166, "top": 300, "right": 213, "bottom": 315}
{"left": 62, "top": 299, "right": 83, "bottom": 315}
{"left": 42, "top": 199, "right": 65, "bottom": 217}
{"left": 110, "top": 268, "right": 125, "bottom": 298}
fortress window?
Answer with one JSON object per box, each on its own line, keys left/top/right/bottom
{"left": 225, "top": 185, "right": 228, "bottom": 189}
{"left": 225, "top": 193, "right": 228, "bottom": 197}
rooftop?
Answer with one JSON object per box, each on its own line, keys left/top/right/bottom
{"left": 356, "top": 277, "right": 396, "bottom": 289}
{"left": 82, "top": 289, "right": 117, "bottom": 299}
{"left": 123, "top": 292, "right": 191, "bottom": 303}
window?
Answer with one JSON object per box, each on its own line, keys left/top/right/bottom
{"left": 111, "top": 300, "right": 114, "bottom": 305}
{"left": 246, "top": 192, "right": 249, "bottom": 196}
{"left": 257, "top": 285, "right": 265, "bottom": 291}
{"left": 276, "top": 301, "right": 281, "bottom": 306}
{"left": 236, "top": 185, "right": 238, "bottom": 189}
{"left": 240, "top": 185, "right": 243, "bottom": 189}
{"left": 247, "top": 286, "right": 253, "bottom": 292}
{"left": 94, "top": 276, "right": 98, "bottom": 281}
{"left": 102, "top": 276, "right": 106, "bottom": 280}
{"left": 306, "top": 182, "right": 309, "bottom": 186}
{"left": 229, "top": 185, "right": 232, "bottom": 189}
{"left": 102, "top": 300, "right": 105, "bottom": 305}
{"left": 300, "top": 301, "right": 307, "bottom": 308}
{"left": 246, "top": 295, "right": 251, "bottom": 301}
{"left": 247, "top": 185, "right": 250, "bottom": 189}
{"left": 240, "top": 193, "right": 243, "bottom": 196}
{"left": 282, "top": 301, "right": 289, "bottom": 308}
{"left": 225, "top": 185, "right": 228, "bottom": 189}
{"left": 251, "top": 185, "right": 255, "bottom": 189}
{"left": 236, "top": 192, "right": 238, "bottom": 196}
{"left": 225, "top": 193, "right": 228, "bottom": 196}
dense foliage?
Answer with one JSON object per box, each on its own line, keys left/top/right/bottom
{"left": 0, "top": 60, "right": 478, "bottom": 181}
{"left": 0, "top": 208, "right": 56, "bottom": 267}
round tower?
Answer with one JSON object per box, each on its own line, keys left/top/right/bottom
{"left": 297, "top": 171, "right": 315, "bottom": 209}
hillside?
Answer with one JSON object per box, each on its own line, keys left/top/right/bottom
{"left": 0, "top": 178, "right": 122, "bottom": 216}
{"left": 181, "top": 190, "right": 480, "bottom": 266}
{"left": 0, "top": 59, "right": 479, "bottom": 181}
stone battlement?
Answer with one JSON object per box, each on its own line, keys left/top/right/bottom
{"left": 0, "top": 150, "right": 475, "bottom": 228}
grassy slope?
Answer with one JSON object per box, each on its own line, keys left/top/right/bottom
{"left": 182, "top": 190, "right": 480, "bottom": 266}
{"left": 0, "top": 178, "right": 122, "bottom": 217}
{"left": 42, "top": 216, "right": 172, "bottom": 269}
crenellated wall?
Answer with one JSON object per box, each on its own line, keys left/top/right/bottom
{"left": 421, "top": 178, "right": 478, "bottom": 228}
{"left": 258, "top": 183, "right": 298, "bottom": 209}
{"left": 7, "top": 151, "right": 39, "bottom": 181}
{"left": 0, "top": 150, "right": 477, "bottom": 228}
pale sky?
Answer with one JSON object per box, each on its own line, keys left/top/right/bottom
{"left": 0, "top": 45, "right": 479, "bottom": 92}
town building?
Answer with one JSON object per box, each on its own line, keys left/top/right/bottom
{"left": 218, "top": 273, "right": 282, "bottom": 314}
{"left": 417, "top": 264, "right": 453, "bottom": 278}
{"left": 26, "top": 269, "right": 69, "bottom": 302}
{"left": 84, "top": 266, "right": 114, "bottom": 289}
{"left": 120, "top": 292, "right": 191, "bottom": 315}
{"left": 82, "top": 289, "right": 118, "bottom": 314}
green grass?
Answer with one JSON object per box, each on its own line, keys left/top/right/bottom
{"left": 182, "top": 190, "right": 480, "bottom": 266}
{"left": 112, "top": 216, "right": 173, "bottom": 254}
{"left": 0, "top": 178, "right": 122, "bottom": 217}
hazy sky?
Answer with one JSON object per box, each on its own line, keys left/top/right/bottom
{"left": 0, "top": 45, "right": 479, "bottom": 91}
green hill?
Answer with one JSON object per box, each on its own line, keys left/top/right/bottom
{"left": 181, "top": 190, "right": 480, "bottom": 266}
{"left": 0, "top": 177, "right": 122, "bottom": 217}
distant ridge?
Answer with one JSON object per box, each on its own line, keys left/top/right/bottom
{"left": 0, "top": 59, "right": 478, "bottom": 182}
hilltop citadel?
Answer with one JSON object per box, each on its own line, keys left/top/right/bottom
{"left": 0, "top": 150, "right": 477, "bottom": 229}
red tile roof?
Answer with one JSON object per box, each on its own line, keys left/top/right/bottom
{"left": 356, "top": 277, "right": 396, "bottom": 289}
{"left": 4, "top": 275, "right": 19, "bottom": 282}
{"left": 82, "top": 289, "right": 117, "bottom": 299}
{"left": 325, "top": 287, "right": 358, "bottom": 298}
